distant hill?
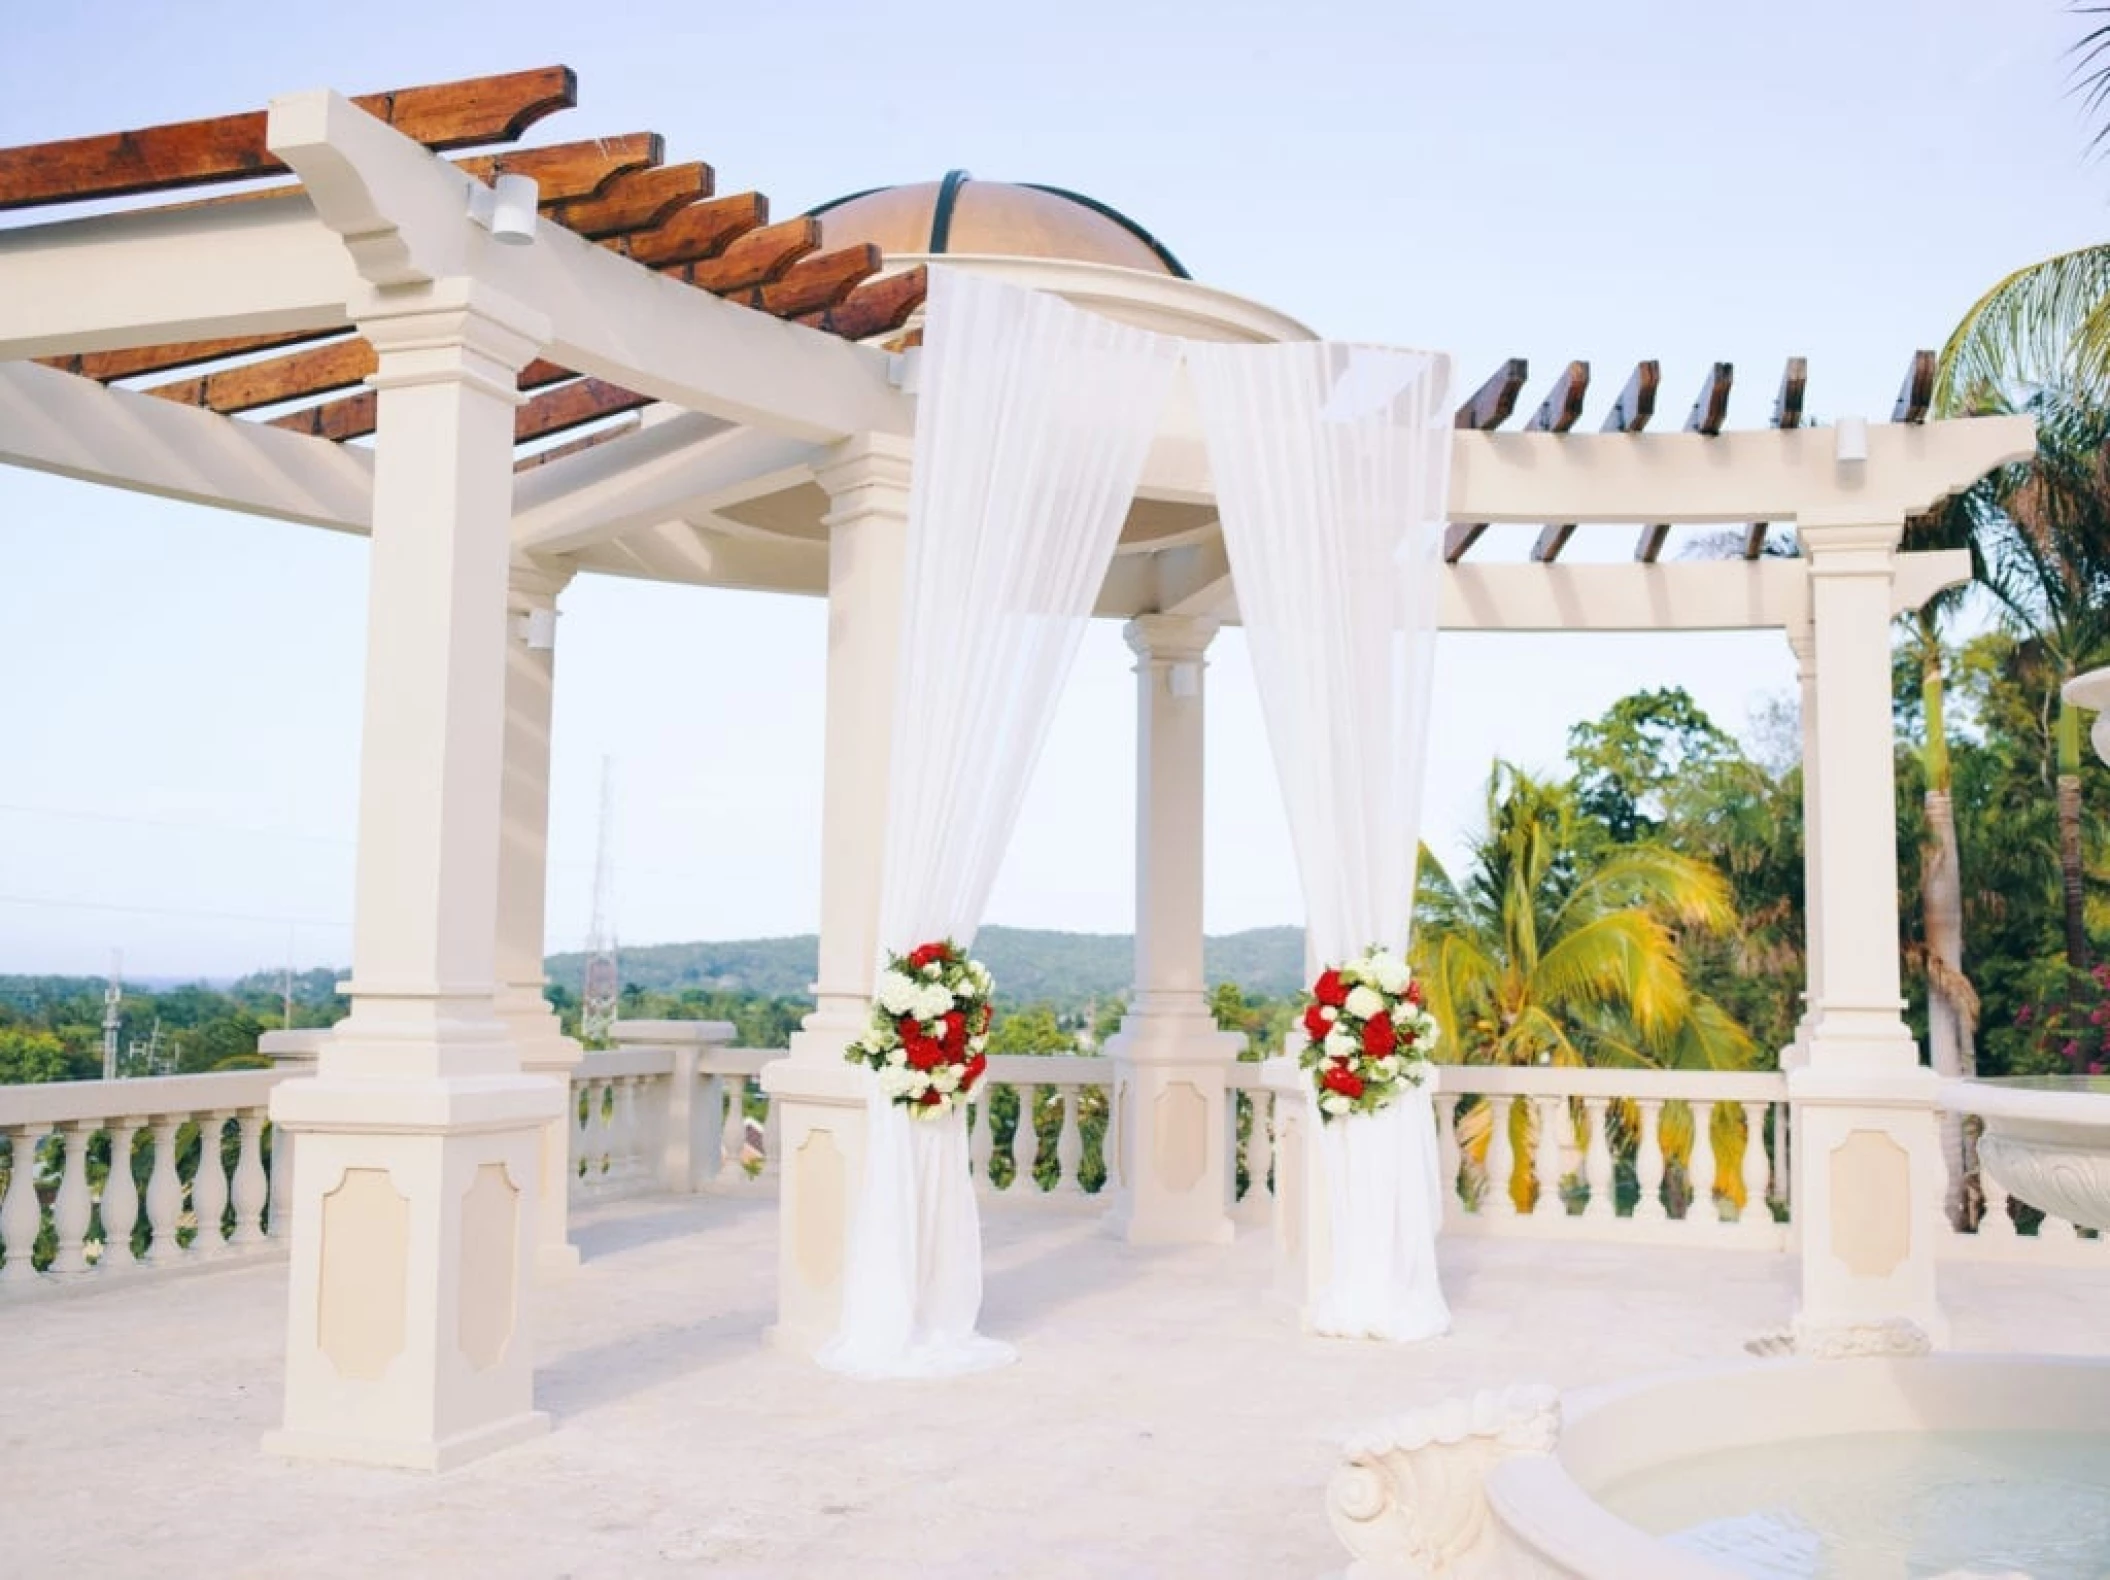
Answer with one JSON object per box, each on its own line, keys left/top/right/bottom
{"left": 543, "top": 924, "right": 1307, "bottom": 1013}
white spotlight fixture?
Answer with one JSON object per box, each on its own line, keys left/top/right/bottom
{"left": 469, "top": 173, "right": 540, "bottom": 246}
{"left": 1834, "top": 415, "right": 1869, "bottom": 466}
{"left": 520, "top": 608, "right": 558, "bottom": 652}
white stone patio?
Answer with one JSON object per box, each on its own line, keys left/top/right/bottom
{"left": 7, "top": 1197, "right": 2110, "bottom": 1580}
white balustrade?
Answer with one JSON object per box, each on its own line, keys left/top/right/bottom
{"left": 1428, "top": 1065, "right": 1790, "bottom": 1249}
{"left": 1938, "top": 1102, "right": 2105, "bottom": 1264}
{"left": 0, "top": 1070, "right": 287, "bottom": 1291}
{"left": 972, "top": 1055, "right": 1111, "bottom": 1199}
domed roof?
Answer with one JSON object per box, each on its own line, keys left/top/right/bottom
{"left": 806, "top": 171, "right": 1188, "bottom": 279}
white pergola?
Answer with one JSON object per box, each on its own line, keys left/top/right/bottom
{"left": 0, "top": 72, "right": 2032, "bottom": 1470}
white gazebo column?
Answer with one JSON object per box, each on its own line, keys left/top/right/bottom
{"left": 264, "top": 283, "right": 563, "bottom": 1470}
{"left": 1784, "top": 615, "right": 1823, "bottom": 1070}
{"left": 497, "top": 554, "right": 585, "bottom": 1277}
{"left": 1103, "top": 615, "right": 1245, "bottom": 1244}
{"left": 760, "top": 434, "right": 911, "bottom": 1351}
{"left": 1788, "top": 515, "right": 1948, "bottom": 1353}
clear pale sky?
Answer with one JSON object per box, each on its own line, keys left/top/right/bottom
{"left": 0, "top": 1, "right": 2101, "bottom": 980}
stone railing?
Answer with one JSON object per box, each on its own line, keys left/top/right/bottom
{"left": 578, "top": 1022, "right": 770, "bottom": 1201}
{"left": 0, "top": 1068, "right": 289, "bottom": 1289}
{"left": 1430, "top": 1065, "right": 1790, "bottom": 1248}
{"left": 1936, "top": 1102, "right": 2105, "bottom": 1264}
{"left": 966, "top": 1054, "right": 1111, "bottom": 1198}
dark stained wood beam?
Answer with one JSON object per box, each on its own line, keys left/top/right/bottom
{"left": 1443, "top": 357, "right": 1529, "bottom": 562}
{"left": 513, "top": 378, "right": 651, "bottom": 444}
{"left": 456, "top": 132, "right": 665, "bottom": 205}
{"left": 515, "top": 416, "right": 644, "bottom": 472}
{"left": 266, "top": 355, "right": 577, "bottom": 441}
{"left": 145, "top": 337, "right": 376, "bottom": 414}
{"left": 38, "top": 329, "right": 335, "bottom": 383}
{"left": 794, "top": 265, "right": 928, "bottom": 340}
{"left": 679, "top": 217, "right": 821, "bottom": 292}
{"left": 610, "top": 192, "right": 768, "bottom": 268}
{"left": 1519, "top": 361, "right": 1596, "bottom": 562}
{"left": 0, "top": 65, "right": 577, "bottom": 211}
{"left": 1745, "top": 356, "right": 1808, "bottom": 558}
{"left": 1635, "top": 363, "right": 1734, "bottom": 562}
{"left": 1578, "top": 361, "right": 1659, "bottom": 562}
{"left": 747, "top": 245, "right": 881, "bottom": 317}
{"left": 547, "top": 161, "right": 713, "bottom": 239}
{"left": 1892, "top": 348, "right": 1936, "bottom": 424}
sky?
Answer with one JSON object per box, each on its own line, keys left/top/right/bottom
{"left": 0, "top": 0, "right": 2103, "bottom": 981}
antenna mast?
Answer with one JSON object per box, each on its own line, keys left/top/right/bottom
{"left": 581, "top": 756, "right": 620, "bottom": 1047}
{"left": 101, "top": 950, "right": 122, "bottom": 1081}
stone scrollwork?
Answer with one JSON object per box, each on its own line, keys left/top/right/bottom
{"left": 1328, "top": 1384, "right": 1561, "bottom": 1579}
{"left": 1784, "top": 1316, "right": 1932, "bottom": 1360}
{"left": 1976, "top": 1133, "right": 2110, "bottom": 1234}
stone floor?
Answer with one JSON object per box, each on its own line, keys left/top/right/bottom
{"left": 6, "top": 1195, "right": 2110, "bottom": 1580}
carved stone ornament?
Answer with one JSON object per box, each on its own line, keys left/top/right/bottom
{"left": 1328, "top": 1384, "right": 1561, "bottom": 1579}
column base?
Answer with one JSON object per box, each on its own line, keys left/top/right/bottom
{"left": 1788, "top": 1052, "right": 1950, "bottom": 1350}
{"left": 268, "top": 1069, "right": 561, "bottom": 1473}
{"left": 263, "top": 1407, "right": 550, "bottom": 1473}
{"left": 758, "top": 1054, "right": 870, "bottom": 1356}
{"left": 1102, "top": 1015, "right": 1244, "bottom": 1246}
{"left": 500, "top": 995, "right": 585, "bottom": 1280}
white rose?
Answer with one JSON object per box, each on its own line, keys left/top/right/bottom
{"left": 1323, "top": 1027, "right": 1357, "bottom": 1060}
{"left": 1366, "top": 953, "right": 1410, "bottom": 994}
{"left": 1320, "top": 1092, "right": 1352, "bottom": 1116}
{"left": 932, "top": 1064, "right": 961, "bottom": 1093}
{"left": 876, "top": 970, "right": 918, "bottom": 1015}
{"left": 886, "top": 1046, "right": 908, "bottom": 1067}
{"left": 1315, "top": 1004, "right": 1338, "bottom": 1025}
{"left": 912, "top": 983, "right": 954, "bottom": 1020}
{"left": 922, "top": 960, "right": 942, "bottom": 978}
{"left": 1344, "top": 985, "right": 1385, "bottom": 1020}
{"left": 878, "top": 1067, "right": 917, "bottom": 1100}
{"left": 1375, "top": 1055, "right": 1400, "bottom": 1079}
{"left": 969, "top": 1034, "right": 988, "bottom": 1055}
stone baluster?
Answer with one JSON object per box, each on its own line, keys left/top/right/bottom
{"left": 1013, "top": 1086, "right": 1041, "bottom": 1191}
{"left": 0, "top": 1127, "right": 45, "bottom": 1282}
{"left": 1978, "top": 1166, "right": 2017, "bottom": 1240}
{"left": 1482, "top": 1097, "right": 1516, "bottom": 1218}
{"left": 969, "top": 1096, "right": 995, "bottom": 1181}
{"left": 1532, "top": 1097, "right": 1564, "bottom": 1219}
{"left": 49, "top": 1123, "right": 96, "bottom": 1275}
{"left": 1582, "top": 1098, "right": 1616, "bottom": 1221}
{"left": 616, "top": 1079, "right": 646, "bottom": 1182}
{"left": 696, "top": 1073, "right": 727, "bottom": 1182}
{"left": 1739, "top": 1102, "right": 1770, "bottom": 1225}
{"left": 267, "top": 1116, "right": 293, "bottom": 1239}
{"left": 99, "top": 1119, "right": 144, "bottom": 1271}
{"left": 1236, "top": 1090, "right": 1271, "bottom": 1217}
{"left": 228, "top": 1110, "right": 270, "bottom": 1246}
{"left": 1634, "top": 1100, "right": 1668, "bottom": 1222}
{"left": 1687, "top": 1101, "right": 1718, "bottom": 1224}
{"left": 1436, "top": 1096, "right": 1463, "bottom": 1220}
{"left": 1059, "top": 1088, "right": 1086, "bottom": 1195}
{"left": 141, "top": 1118, "right": 185, "bottom": 1265}
{"left": 190, "top": 1112, "right": 233, "bottom": 1257}
{"left": 719, "top": 1077, "right": 750, "bottom": 1184}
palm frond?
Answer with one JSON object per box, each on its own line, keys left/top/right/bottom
{"left": 1933, "top": 244, "right": 2110, "bottom": 414}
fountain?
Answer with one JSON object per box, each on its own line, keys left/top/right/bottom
{"left": 1322, "top": 667, "right": 2110, "bottom": 1579}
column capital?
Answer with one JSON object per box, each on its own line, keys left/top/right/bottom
{"left": 1797, "top": 515, "right": 1904, "bottom": 573}
{"left": 357, "top": 279, "right": 549, "bottom": 405}
{"left": 815, "top": 432, "right": 915, "bottom": 529}
{"left": 1124, "top": 613, "right": 1221, "bottom": 665}
{"left": 506, "top": 553, "right": 575, "bottom": 612}
{"left": 1785, "top": 615, "right": 1817, "bottom": 671}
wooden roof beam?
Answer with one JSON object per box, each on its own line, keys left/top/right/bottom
{"left": 456, "top": 132, "right": 665, "bottom": 205}
{"left": 608, "top": 192, "right": 768, "bottom": 268}
{"left": 1550, "top": 359, "right": 1658, "bottom": 564}
{"left": 1443, "top": 357, "right": 1528, "bottom": 562}
{"left": 1505, "top": 360, "right": 1591, "bottom": 562}
{"left": 1892, "top": 348, "right": 1936, "bottom": 424}
{"left": 1744, "top": 356, "right": 1808, "bottom": 558}
{"left": 0, "top": 65, "right": 576, "bottom": 211}
{"left": 795, "top": 265, "right": 929, "bottom": 340}
{"left": 1634, "top": 362, "right": 1733, "bottom": 562}
{"left": 547, "top": 161, "right": 713, "bottom": 240}
{"left": 747, "top": 245, "right": 882, "bottom": 317}
{"left": 677, "top": 217, "right": 822, "bottom": 292}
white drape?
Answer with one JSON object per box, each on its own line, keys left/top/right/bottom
{"left": 1185, "top": 340, "right": 1452, "bottom": 1342}
{"left": 820, "top": 267, "right": 1184, "bottom": 1378}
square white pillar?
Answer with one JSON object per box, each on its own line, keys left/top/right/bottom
{"left": 763, "top": 435, "right": 911, "bottom": 1352}
{"left": 265, "top": 283, "right": 563, "bottom": 1470}
{"left": 1103, "top": 615, "right": 1243, "bottom": 1245}
{"left": 1788, "top": 515, "right": 1947, "bottom": 1354}
{"left": 498, "top": 555, "right": 586, "bottom": 1278}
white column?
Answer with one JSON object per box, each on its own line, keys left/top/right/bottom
{"left": 760, "top": 434, "right": 912, "bottom": 1352}
{"left": 264, "top": 281, "right": 562, "bottom": 1472}
{"left": 1788, "top": 514, "right": 1947, "bottom": 1354}
{"left": 497, "top": 554, "right": 586, "bottom": 1277}
{"left": 1784, "top": 617, "right": 1823, "bottom": 1069}
{"left": 1103, "top": 615, "right": 1243, "bottom": 1244}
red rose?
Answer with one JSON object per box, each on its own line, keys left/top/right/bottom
{"left": 1405, "top": 980, "right": 1424, "bottom": 1007}
{"left": 1302, "top": 1003, "right": 1333, "bottom": 1042}
{"left": 1321, "top": 1064, "right": 1365, "bottom": 1099}
{"left": 1314, "top": 969, "right": 1348, "bottom": 1008}
{"left": 897, "top": 1016, "right": 919, "bottom": 1039}
{"left": 907, "top": 942, "right": 947, "bottom": 970}
{"left": 976, "top": 1004, "right": 994, "bottom": 1036}
{"left": 918, "top": 1088, "right": 944, "bottom": 1106}
{"left": 942, "top": 1010, "right": 967, "bottom": 1055}
{"left": 905, "top": 1037, "right": 944, "bottom": 1072}
{"left": 963, "top": 1052, "right": 988, "bottom": 1091}
{"left": 1361, "top": 1014, "right": 1396, "bottom": 1058}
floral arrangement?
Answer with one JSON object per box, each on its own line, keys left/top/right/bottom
{"left": 1299, "top": 947, "right": 1439, "bottom": 1121}
{"left": 845, "top": 940, "right": 995, "bottom": 1118}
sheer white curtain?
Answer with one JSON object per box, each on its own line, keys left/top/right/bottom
{"left": 818, "top": 267, "right": 1183, "bottom": 1378}
{"left": 1185, "top": 341, "right": 1452, "bottom": 1341}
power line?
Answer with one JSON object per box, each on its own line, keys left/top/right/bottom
{"left": 0, "top": 893, "right": 351, "bottom": 928}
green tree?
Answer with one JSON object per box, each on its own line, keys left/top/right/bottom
{"left": 1413, "top": 763, "right": 1756, "bottom": 1072}
{"left": 0, "top": 1027, "right": 73, "bottom": 1085}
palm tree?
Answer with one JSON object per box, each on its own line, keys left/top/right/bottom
{"left": 1966, "top": 387, "right": 2110, "bottom": 972}
{"left": 1934, "top": 6, "right": 2110, "bottom": 410}
{"left": 1414, "top": 763, "right": 1755, "bottom": 1071}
